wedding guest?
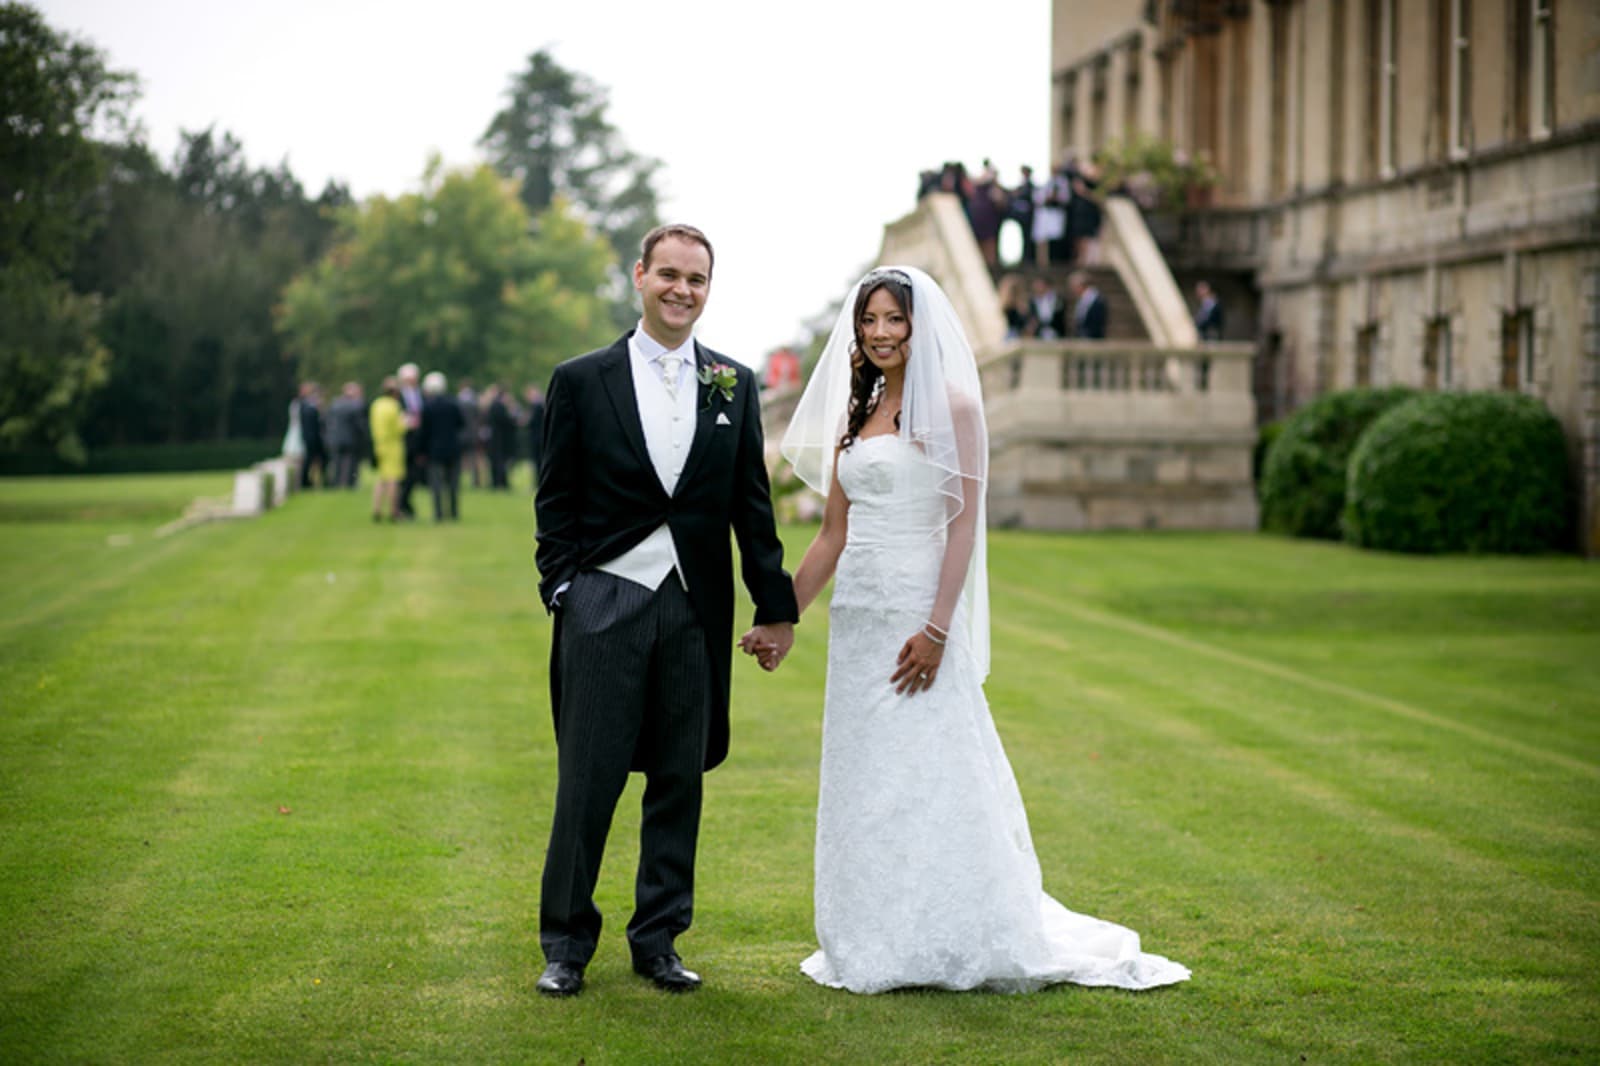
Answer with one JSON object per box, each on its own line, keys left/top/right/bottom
{"left": 1069, "top": 160, "right": 1104, "bottom": 265}
{"left": 1008, "top": 165, "right": 1037, "bottom": 267}
{"left": 297, "top": 382, "right": 327, "bottom": 489}
{"left": 1026, "top": 277, "right": 1067, "bottom": 340}
{"left": 458, "top": 379, "right": 484, "bottom": 489}
{"left": 420, "top": 370, "right": 464, "bottom": 522}
{"left": 281, "top": 389, "right": 305, "bottom": 465}
{"left": 327, "top": 382, "right": 367, "bottom": 489}
{"left": 1194, "top": 281, "right": 1225, "bottom": 341}
{"left": 397, "top": 363, "right": 425, "bottom": 519}
{"left": 938, "top": 162, "right": 971, "bottom": 224}
{"left": 997, "top": 274, "right": 1030, "bottom": 339}
{"left": 1035, "top": 160, "right": 1074, "bottom": 267}
{"left": 966, "top": 160, "right": 1006, "bottom": 270}
{"left": 1068, "top": 271, "right": 1108, "bottom": 339}
{"left": 485, "top": 383, "right": 516, "bottom": 490}
{"left": 368, "top": 377, "right": 405, "bottom": 522}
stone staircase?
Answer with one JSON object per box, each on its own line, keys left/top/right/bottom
{"left": 1000, "top": 264, "right": 1149, "bottom": 341}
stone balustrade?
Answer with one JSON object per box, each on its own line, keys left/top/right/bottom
{"left": 982, "top": 339, "right": 1259, "bottom": 530}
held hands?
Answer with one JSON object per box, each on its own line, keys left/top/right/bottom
{"left": 738, "top": 622, "right": 795, "bottom": 672}
{"left": 891, "top": 623, "right": 948, "bottom": 696}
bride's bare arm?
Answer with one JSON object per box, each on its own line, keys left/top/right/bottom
{"left": 740, "top": 450, "right": 848, "bottom": 666}
{"left": 793, "top": 449, "right": 850, "bottom": 616}
{"left": 892, "top": 396, "right": 982, "bottom": 695}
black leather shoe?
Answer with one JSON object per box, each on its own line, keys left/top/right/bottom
{"left": 634, "top": 953, "right": 701, "bottom": 992}
{"left": 536, "top": 961, "right": 585, "bottom": 998}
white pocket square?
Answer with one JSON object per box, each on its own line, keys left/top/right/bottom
{"left": 716, "top": 413, "right": 732, "bottom": 426}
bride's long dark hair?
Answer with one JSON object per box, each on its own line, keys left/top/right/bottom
{"left": 838, "top": 270, "right": 914, "bottom": 450}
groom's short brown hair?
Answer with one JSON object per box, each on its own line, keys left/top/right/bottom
{"left": 641, "top": 224, "right": 714, "bottom": 278}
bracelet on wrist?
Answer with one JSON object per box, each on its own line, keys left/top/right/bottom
{"left": 922, "top": 623, "right": 947, "bottom": 646}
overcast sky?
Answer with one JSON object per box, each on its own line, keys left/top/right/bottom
{"left": 39, "top": 0, "right": 1050, "bottom": 367}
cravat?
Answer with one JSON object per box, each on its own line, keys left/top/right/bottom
{"left": 659, "top": 353, "right": 683, "bottom": 399}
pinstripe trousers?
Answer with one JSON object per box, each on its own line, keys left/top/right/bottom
{"left": 539, "top": 569, "right": 711, "bottom": 966}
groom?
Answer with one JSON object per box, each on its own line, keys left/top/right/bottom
{"left": 533, "top": 223, "right": 797, "bottom": 997}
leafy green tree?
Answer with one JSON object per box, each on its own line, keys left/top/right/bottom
{"left": 0, "top": 2, "right": 136, "bottom": 458}
{"left": 480, "top": 49, "right": 661, "bottom": 326}
{"left": 277, "top": 160, "right": 614, "bottom": 393}
{"left": 75, "top": 133, "right": 345, "bottom": 445}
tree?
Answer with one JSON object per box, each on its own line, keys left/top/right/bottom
{"left": 0, "top": 2, "right": 136, "bottom": 458}
{"left": 0, "top": 2, "right": 137, "bottom": 272}
{"left": 74, "top": 133, "right": 345, "bottom": 445}
{"left": 277, "top": 160, "right": 614, "bottom": 394}
{"left": 480, "top": 50, "right": 662, "bottom": 327}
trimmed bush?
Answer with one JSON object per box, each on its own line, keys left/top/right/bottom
{"left": 1253, "top": 418, "right": 1285, "bottom": 484}
{"left": 0, "top": 438, "right": 279, "bottom": 476}
{"left": 1343, "top": 391, "right": 1572, "bottom": 554}
{"left": 1258, "top": 387, "right": 1415, "bottom": 539}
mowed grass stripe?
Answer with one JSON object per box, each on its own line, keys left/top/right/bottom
{"left": 982, "top": 616, "right": 1599, "bottom": 1060}
{"left": 4, "top": 480, "right": 1599, "bottom": 1063}
{"left": 995, "top": 578, "right": 1600, "bottom": 781}
{"left": 990, "top": 589, "right": 1600, "bottom": 910}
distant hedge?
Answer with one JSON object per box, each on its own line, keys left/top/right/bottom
{"left": 1343, "top": 392, "right": 1571, "bottom": 554}
{"left": 0, "top": 439, "right": 279, "bottom": 477}
{"left": 1258, "top": 387, "right": 1415, "bottom": 539}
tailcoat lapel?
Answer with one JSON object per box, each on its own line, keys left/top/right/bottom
{"left": 674, "top": 342, "right": 720, "bottom": 494}
{"left": 596, "top": 334, "right": 656, "bottom": 479}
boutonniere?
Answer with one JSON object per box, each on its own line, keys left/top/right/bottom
{"left": 698, "top": 362, "right": 738, "bottom": 408}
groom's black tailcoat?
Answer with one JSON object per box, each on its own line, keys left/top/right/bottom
{"left": 535, "top": 332, "right": 797, "bottom": 773}
{"left": 534, "top": 331, "right": 796, "bottom": 963}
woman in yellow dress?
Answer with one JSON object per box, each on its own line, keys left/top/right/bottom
{"left": 368, "top": 377, "right": 406, "bottom": 521}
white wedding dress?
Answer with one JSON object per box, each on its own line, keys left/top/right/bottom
{"left": 801, "top": 435, "right": 1191, "bottom": 994}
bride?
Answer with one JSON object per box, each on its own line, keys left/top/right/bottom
{"left": 764, "top": 266, "right": 1190, "bottom": 994}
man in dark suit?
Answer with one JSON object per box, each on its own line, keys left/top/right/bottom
{"left": 1009, "top": 164, "right": 1037, "bottom": 267}
{"left": 1194, "top": 280, "right": 1225, "bottom": 340}
{"left": 326, "top": 381, "right": 367, "bottom": 489}
{"left": 1025, "top": 276, "right": 1066, "bottom": 340}
{"left": 296, "top": 383, "right": 326, "bottom": 489}
{"left": 1069, "top": 270, "right": 1108, "bottom": 339}
{"left": 534, "top": 224, "right": 797, "bottom": 999}
{"left": 419, "top": 371, "right": 465, "bottom": 521}
{"left": 485, "top": 384, "right": 515, "bottom": 490}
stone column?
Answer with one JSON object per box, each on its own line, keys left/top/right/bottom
{"left": 232, "top": 470, "right": 269, "bottom": 515}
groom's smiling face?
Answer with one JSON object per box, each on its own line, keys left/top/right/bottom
{"left": 635, "top": 236, "right": 711, "bottom": 347}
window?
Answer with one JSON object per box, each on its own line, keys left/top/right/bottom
{"left": 1371, "top": 0, "right": 1397, "bottom": 176}
{"left": 1501, "top": 309, "right": 1535, "bottom": 391}
{"left": 1531, "top": 0, "right": 1554, "bottom": 137}
{"left": 1269, "top": 2, "right": 1290, "bottom": 195}
{"left": 1228, "top": 14, "right": 1251, "bottom": 196}
{"left": 1423, "top": 316, "right": 1453, "bottom": 389}
{"left": 1091, "top": 55, "right": 1110, "bottom": 151}
{"left": 1060, "top": 71, "right": 1079, "bottom": 154}
{"left": 1125, "top": 40, "right": 1143, "bottom": 141}
{"left": 1448, "top": 0, "right": 1470, "bottom": 157}
{"left": 1355, "top": 324, "right": 1378, "bottom": 386}
{"left": 1158, "top": 48, "right": 1175, "bottom": 142}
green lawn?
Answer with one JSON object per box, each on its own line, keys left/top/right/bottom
{"left": 2, "top": 473, "right": 1597, "bottom": 1064}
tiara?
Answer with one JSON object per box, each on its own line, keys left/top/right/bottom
{"left": 863, "top": 267, "right": 912, "bottom": 288}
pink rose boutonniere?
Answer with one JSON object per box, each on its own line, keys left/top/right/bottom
{"left": 698, "top": 362, "right": 738, "bottom": 409}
